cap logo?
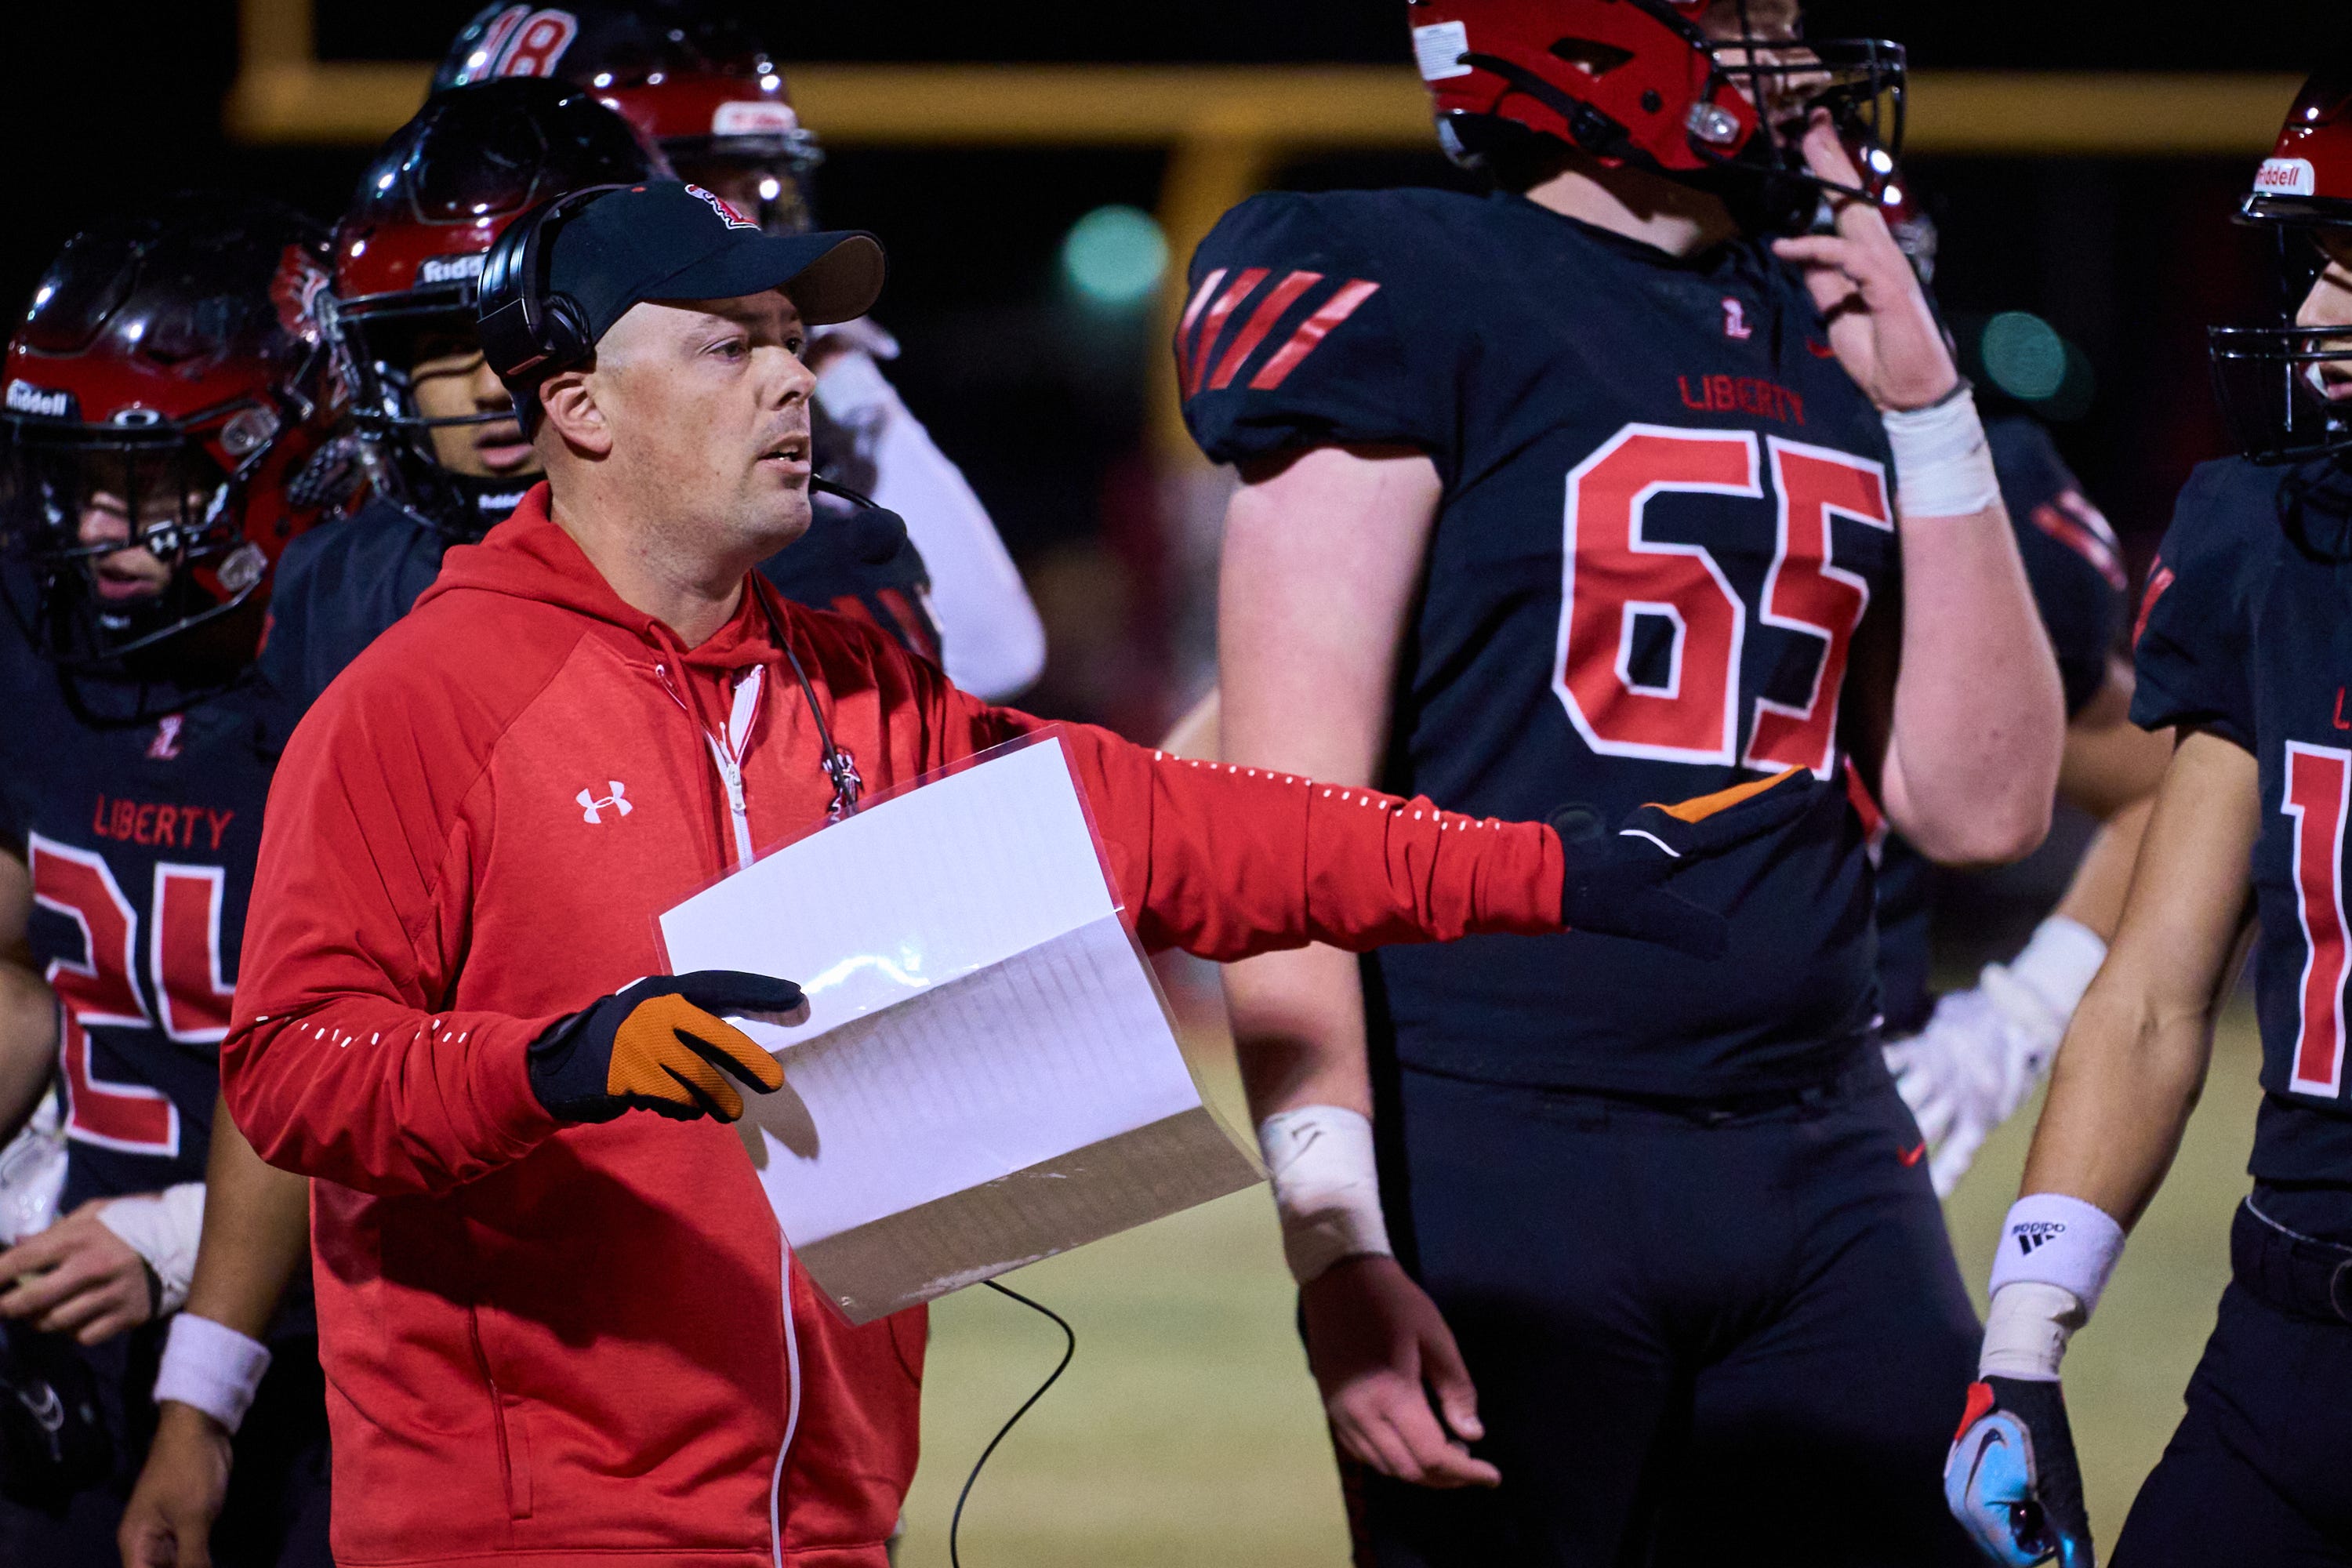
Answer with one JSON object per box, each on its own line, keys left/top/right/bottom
{"left": 713, "top": 100, "right": 799, "bottom": 136}
{"left": 419, "top": 252, "right": 490, "bottom": 285}
{"left": 3, "top": 380, "right": 74, "bottom": 419}
{"left": 2257, "top": 157, "right": 2318, "bottom": 197}
{"left": 685, "top": 183, "right": 759, "bottom": 231}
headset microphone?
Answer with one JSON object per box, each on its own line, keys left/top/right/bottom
{"left": 808, "top": 474, "right": 909, "bottom": 566}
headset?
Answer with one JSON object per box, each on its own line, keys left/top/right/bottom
{"left": 474, "top": 183, "right": 628, "bottom": 394}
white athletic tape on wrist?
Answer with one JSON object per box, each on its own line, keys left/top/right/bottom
{"left": 96, "top": 1181, "right": 205, "bottom": 1315}
{"left": 2007, "top": 915, "right": 2107, "bottom": 1022}
{"left": 153, "top": 1312, "right": 272, "bottom": 1435}
{"left": 1987, "top": 1192, "right": 2125, "bottom": 1316}
{"left": 1883, "top": 385, "right": 2001, "bottom": 519}
{"left": 1979, "top": 1281, "right": 2085, "bottom": 1381}
{"left": 1257, "top": 1105, "right": 1392, "bottom": 1284}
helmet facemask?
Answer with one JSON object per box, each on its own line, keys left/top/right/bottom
{"left": 2209, "top": 66, "right": 2352, "bottom": 464}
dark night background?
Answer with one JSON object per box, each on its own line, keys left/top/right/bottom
{"left": 9, "top": 2, "right": 2350, "bottom": 760}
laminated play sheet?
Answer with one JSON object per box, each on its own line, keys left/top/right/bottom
{"left": 656, "top": 734, "right": 1263, "bottom": 1323}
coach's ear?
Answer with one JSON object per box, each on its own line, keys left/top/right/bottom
{"left": 535, "top": 367, "right": 610, "bottom": 459}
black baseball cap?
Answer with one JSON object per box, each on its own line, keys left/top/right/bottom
{"left": 548, "top": 180, "right": 884, "bottom": 348}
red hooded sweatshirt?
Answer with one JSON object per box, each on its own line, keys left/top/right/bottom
{"left": 224, "top": 487, "right": 1566, "bottom": 1568}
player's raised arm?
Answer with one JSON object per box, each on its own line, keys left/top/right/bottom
{"left": 1774, "top": 117, "right": 2065, "bottom": 866}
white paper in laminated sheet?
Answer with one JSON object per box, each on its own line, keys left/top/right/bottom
{"left": 656, "top": 735, "right": 1262, "bottom": 1323}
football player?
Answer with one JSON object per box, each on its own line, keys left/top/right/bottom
{"left": 435, "top": 0, "right": 1048, "bottom": 701}
{"left": 0, "top": 196, "right": 341, "bottom": 1567}
{"left": 1183, "top": 2, "right": 2065, "bottom": 1562}
{"left": 1873, "top": 195, "right": 2172, "bottom": 1198}
{"left": 262, "top": 75, "right": 946, "bottom": 728}
{"left": 1947, "top": 61, "right": 2352, "bottom": 1568}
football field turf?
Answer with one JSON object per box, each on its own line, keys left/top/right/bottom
{"left": 898, "top": 998, "right": 2264, "bottom": 1566}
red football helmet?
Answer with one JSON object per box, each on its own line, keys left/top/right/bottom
{"left": 435, "top": 2, "right": 821, "bottom": 234}
{"left": 330, "top": 77, "right": 670, "bottom": 537}
{"left": 1, "top": 194, "right": 341, "bottom": 669}
{"left": 1405, "top": 0, "right": 1902, "bottom": 231}
{"left": 2209, "top": 63, "right": 2352, "bottom": 463}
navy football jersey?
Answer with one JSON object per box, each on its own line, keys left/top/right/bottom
{"left": 1875, "top": 415, "right": 2127, "bottom": 1033}
{"left": 0, "top": 583, "right": 275, "bottom": 1208}
{"left": 2133, "top": 457, "right": 2352, "bottom": 1186}
{"left": 260, "top": 492, "right": 941, "bottom": 739}
{"left": 1182, "top": 187, "right": 1901, "bottom": 1094}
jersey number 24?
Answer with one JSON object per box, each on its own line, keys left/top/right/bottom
{"left": 1555, "top": 424, "right": 1891, "bottom": 779}
{"left": 30, "top": 833, "right": 235, "bottom": 1155}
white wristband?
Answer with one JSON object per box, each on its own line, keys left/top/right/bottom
{"left": 1987, "top": 1192, "right": 2126, "bottom": 1316}
{"left": 1979, "top": 1281, "right": 2085, "bottom": 1381}
{"left": 96, "top": 1182, "right": 205, "bottom": 1315}
{"left": 153, "top": 1312, "right": 272, "bottom": 1435}
{"left": 1257, "top": 1105, "right": 1392, "bottom": 1284}
{"left": 1883, "top": 385, "right": 2001, "bottom": 519}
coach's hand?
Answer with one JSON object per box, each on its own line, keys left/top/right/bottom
{"left": 1945, "top": 1375, "right": 2095, "bottom": 1567}
{"left": 1556, "top": 767, "right": 1819, "bottom": 960}
{"left": 528, "top": 971, "right": 803, "bottom": 1124}
{"left": 1302, "top": 1254, "right": 1499, "bottom": 1490}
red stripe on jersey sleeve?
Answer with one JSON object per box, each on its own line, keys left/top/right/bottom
{"left": 2030, "top": 492, "right": 2129, "bottom": 593}
{"left": 1171, "top": 267, "right": 1226, "bottom": 396}
{"left": 1185, "top": 268, "right": 1269, "bottom": 397}
{"left": 1207, "top": 269, "right": 1323, "bottom": 391}
{"left": 2132, "top": 561, "right": 2175, "bottom": 648}
{"left": 1248, "top": 278, "right": 1381, "bottom": 391}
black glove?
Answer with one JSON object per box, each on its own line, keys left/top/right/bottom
{"left": 528, "top": 971, "right": 803, "bottom": 1124}
{"left": 1554, "top": 767, "right": 1822, "bottom": 960}
{"left": 1944, "top": 1376, "right": 2095, "bottom": 1567}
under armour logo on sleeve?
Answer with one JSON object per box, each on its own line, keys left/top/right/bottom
{"left": 578, "top": 782, "right": 633, "bottom": 824}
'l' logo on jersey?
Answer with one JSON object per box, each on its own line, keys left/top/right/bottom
{"left": 1174, "top": 268, "right": 1381, "bottom": 396}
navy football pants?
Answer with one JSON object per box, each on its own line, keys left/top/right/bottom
{"left": 2114, "top": 1193, "right": 2352, "bottom": 1566}
{"left": 1337, "top": 1053, "right": 1982, "bottom": 1567}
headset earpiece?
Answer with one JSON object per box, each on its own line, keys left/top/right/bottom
{"left": 476, "top": 183, "right": 622, "bottom": 386}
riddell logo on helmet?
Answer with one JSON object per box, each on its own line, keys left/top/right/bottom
{"left": 419, "top": 252, "right": 490, "bottom": 286}
{"left": 2256, "top": 158, "right": 2318, "bottom": 197}
{"left": 713, "top": 101, "right": 799, "bottom": 136}
{"left": 3, "top": 380, "right": 72, "bottom": 419}
{"left": 685, "top": 184, "right": 758, "bottom": 231}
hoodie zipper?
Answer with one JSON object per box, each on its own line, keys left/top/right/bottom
{"left": 652, "top": 652, "right": 796, "bottom": 1564}
{"left": 652, "top": 659, "right": 764, "bottom": 869}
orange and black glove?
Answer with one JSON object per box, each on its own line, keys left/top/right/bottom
{"left": 527, "top": 971, "right": 800, "bottom": 1124}
{"left": 1555, "top": 767, "right": 1824, "bottom": 960}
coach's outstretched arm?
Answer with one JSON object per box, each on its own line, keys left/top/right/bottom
{"left": 223, "top": 653, "right": 1809, "bottom": 1199}
{"left": 1775, "top": 118, "right": 2064, "bottom": 866}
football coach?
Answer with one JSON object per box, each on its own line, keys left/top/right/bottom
{"left": 222, "top": 180, "right": 1817, "bottom": 1566}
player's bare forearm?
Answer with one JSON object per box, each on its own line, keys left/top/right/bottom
{"left": 179, "top": 1101, "right": 310, "bottom": 1339}
{"left": 2018, "top": 730, "right": 2259, "bottom": 1225}
{"left": 2050, "top": 795, "right": 2156, "bottom": 946}
{"left": 2057, "top": 658, "right": 2172, "bottom": 820}
{"left": 0, "top": 846, "right": 57, "bottom": 1145}
{"left": 1880, "top": 505, "right": 2065, "bottom": 865}
{"left": 1214, "top": 445, "right": 1440, "bottom": 1120}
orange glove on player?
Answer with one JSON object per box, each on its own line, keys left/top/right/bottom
{"left": 526, "top": 971, "right": 800, "bottom": 1124}
{"left": 1554, "top": 767, "right": 1823, "bottom": 960}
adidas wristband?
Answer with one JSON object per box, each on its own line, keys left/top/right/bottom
{"left": 1883, "top": 383, "right": 2001, "bottom": 520}
{"left": 1257, "top": 1105, "right": 1392, "bottom": 1284}
{"left": 153, "top": 1312, "right": 272, "bottom": 1435}
{"left": 1987, "top": 1192, "right": 2126, "bottom": 1317}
